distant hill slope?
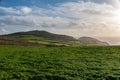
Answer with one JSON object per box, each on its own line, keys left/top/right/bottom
{"left": 0, "top": 30, "right": 109, "bottom": 46}
{"left": 79, "top": 37, "right": 109, "bottom": 46}
{"left": 4, "top": 30, "right": 76, "bottom": 42}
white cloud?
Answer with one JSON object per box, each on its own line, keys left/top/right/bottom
{"left": 21, "top": 7, "right": 32, "bottom": 14}
{"left": 0, "top": 6, "right": 32, "bottom": 15}
{"left": 105, "top": 0, "right": 120, "bottom": 8}
{"left": 0, "top": 7, "right": 20, "bottom": 14}
{"left": 0, "top": 1, "right": 120, "bottom": 44}
{"left": 0, "top": 28, "right": 9, "bottom": 35}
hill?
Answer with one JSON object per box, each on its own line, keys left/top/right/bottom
{"left": 79, "top": 37, "right": 109, "bottom": 46}
{"left": 0, "top": 30, "right": 109, "bottom": 46}
{"left": 5, "top": 30, "right": 76, "bottom": 42}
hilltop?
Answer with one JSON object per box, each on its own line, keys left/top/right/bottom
{"left": 79, "top": 37, "right": 109, "bottom": 46}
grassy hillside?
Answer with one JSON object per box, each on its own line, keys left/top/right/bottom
{"left": 4, "top": 30, "right": 76, "bottom": 42}
{"left": 0, "top": 30, "right": 109, "bottom": 46}
{"left": 79, "top": 37, "right": 109, "bottom": 46}
{"left": 0, "top": 30, "right": 79, "bottom": 46}
{"left": 0, "top": 45, "right": 120, "bottom": 80}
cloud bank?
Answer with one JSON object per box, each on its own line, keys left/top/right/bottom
{"left": 0, "top": 0, "right": 120, "bottom": 44}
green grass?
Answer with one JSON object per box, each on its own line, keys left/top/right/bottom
{"left": 9, "top": 35, "right": 68, "bottom": 46}
{"left": 0, "top": 45, "right": 120, "bottom": 80}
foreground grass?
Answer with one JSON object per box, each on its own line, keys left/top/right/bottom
{"left": 0, "top": 45, "right": 120, "bottom": 80}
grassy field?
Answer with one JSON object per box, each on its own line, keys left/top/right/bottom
{"left": 0, "top": 45, "right": 120, "bottom": 80}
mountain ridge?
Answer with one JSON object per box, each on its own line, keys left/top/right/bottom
{"left": 0, "top": 30, "right": 109, "bottom": 46}
{"left": 3, "top": 30, "right": 76, "bottom": 42}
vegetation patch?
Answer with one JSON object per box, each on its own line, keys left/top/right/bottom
{"left": 0, "top": 45, "right": 120, "bottom": 80}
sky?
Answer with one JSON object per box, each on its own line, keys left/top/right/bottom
{"left": 0, "top": 0, "right": 120, "bottom": 45}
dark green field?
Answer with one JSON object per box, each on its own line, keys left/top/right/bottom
{"left": 0, "top": 45, "right": 120, "bottom": 80}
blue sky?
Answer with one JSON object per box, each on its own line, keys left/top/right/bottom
{"left": 0, "top": 0, "right": 80, "bottom": 7}
{"left": 0, "top": 0, "right": 120, "bottom": 44}
{"left": 0, "top": 0, "right": 115, "bottom": 7}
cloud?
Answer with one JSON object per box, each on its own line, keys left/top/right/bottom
{"left": 85, "top": 0, "right": 120, "bottom": 8}
{"left": 0, "top": 7, "right": 20, "bottom": 14}
{"left": 0, "top": 6, "right": 32, "bottom": 15}
{"left": 0, "top": 28, "right": 8, "bottom": 35}
{"left": 0, "top": 1, "right": 120, "bottom": 44}
{"left": 21, "top": 7, "right": 32, "bottom": 14}
{"left": 105, "top": 0, "right": 120, "bottom": 8}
